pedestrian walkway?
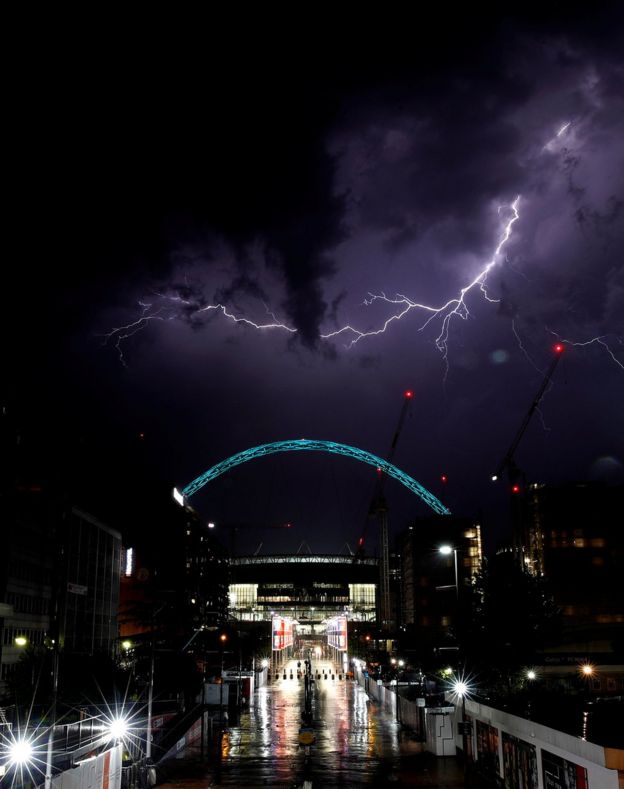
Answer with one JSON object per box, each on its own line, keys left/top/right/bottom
{"left": 156, "top": 668, "right": 468, "bottom": 787}
{"left": 269, "top": 658, "right": 349, "bottom": 691}
{"left": 157, "top": 752, "right": 466, "bottom": 788}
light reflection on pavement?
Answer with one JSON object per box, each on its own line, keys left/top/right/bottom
{"left": 158, "top": 659, "right": 464, "bottom": 787}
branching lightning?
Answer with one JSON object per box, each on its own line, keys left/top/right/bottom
{"left": 102, "top": 121, "right": 622, "bottom": 374}
{"left": 102, "top": 299, "right": 296, "bottom": 366}
{"left": 319, "top": 196, "right": 522, "bottom": 379}
{"left": 547, "top": 330, "right": 624, "bottom": 371}
{"left": 103, "top": 198, "right": 522, "bottom": 372}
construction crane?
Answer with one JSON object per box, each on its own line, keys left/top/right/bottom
{"left": 357, "top": 389, "right": 413, "bottom": 630}
{"left": 492, "top": 342, "right": 565, "bottom": 570}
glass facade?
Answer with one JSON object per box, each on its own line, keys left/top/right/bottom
{"left": 227, "top": 561, "right": 378, "bottom": 623}
{"left": 60, "top": 508, "right": 122, "bottom": 656}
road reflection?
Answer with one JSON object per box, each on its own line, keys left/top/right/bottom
{"left": 201, "top": 658, "right": 426, "bottom": 786}
{"left": 159, "top": 657, "right": 452, "bottom": 787}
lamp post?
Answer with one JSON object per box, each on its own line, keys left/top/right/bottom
{"left": 438, "top": 545, "right": 459, "bottom": 599}
{"left": 146, "top": 638, "right": 155, "bottom": 761}
{"left": 452, "top": 679, "right": 471, "bottom": 778}
{"left": 145, "top": 603, "right": 167, "bottom": 763}
{"left": 526, "top": 669, "right": 536, "bottom": 719}
{"left": 219, "top": 634, "right": 227, "bottom": 719}
{"left": 44, "top": 636, "right": 59, "bottom": 789}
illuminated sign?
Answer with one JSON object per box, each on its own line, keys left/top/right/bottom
{"left": 271, "top": 615, "right": 294, "bottom": 651}
{"left": 327, "top": 615, "right": 348, "bottom": 652}
{"left": 125, "top": 547, "right": 134, "bottom": 577}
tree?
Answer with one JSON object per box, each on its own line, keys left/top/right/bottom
{"left": 457, "top": 552, "right": 560, "bottom": 696}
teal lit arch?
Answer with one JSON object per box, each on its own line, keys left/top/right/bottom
{"left": 179, "top": 439, "right": 450, "bottom": 515}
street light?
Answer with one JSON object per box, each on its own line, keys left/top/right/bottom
{"left": 1, "top": 736, "right": 40, "bottom": 786}
{"left": 107, "top": 717, "right": 129, "bottom": 742}
{"left": 438, "top": 545, "right": 459, "bottom": 599}
{"left": 14, "top": 636, "right": 28, "bottom": 647}
{"left": 7, "top": 738, "right": 34, "bottom": 766}
{"left": 580, "top": 663, "right": 595, "bottom": 677}
{"left": 451, "top": 677, "right": 472, "bottom": 771}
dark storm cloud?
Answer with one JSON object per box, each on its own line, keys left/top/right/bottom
{"left": 43, "top": 5, "right": 620, "bottom": 355}
{"left": 324, "top": 26, "right": 623, "bottom": 365}
{"left": 9, "top": 8, "right": 624, "bottom": 554}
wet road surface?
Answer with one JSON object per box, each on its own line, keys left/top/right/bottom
{"left": 158, "top": 659, "right": 465, "bottom": 787}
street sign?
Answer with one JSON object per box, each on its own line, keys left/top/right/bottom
{"left": 298, "top": 727, "right": 316, "bottom": 746}
{"left": 68, "top": 582, "right": 88, "bottom": 595}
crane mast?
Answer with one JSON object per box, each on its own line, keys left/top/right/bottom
{"left": 492, "top": 343, "right": 565, "bottom": 570}
{"left": 358, "top": 390, "right": 413, "bottom": 630}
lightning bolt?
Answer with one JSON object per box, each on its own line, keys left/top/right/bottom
{"left": 512, "top": 318, "right": 542, "bottom": 373}
{"left": 103, "top": 122, "right": 622, "bottom": 375}
{"left": 197, "top": 303, "right": 297, "bottom": 334}
{"left": 107, "top": 189, "right": 519, "bottom": 372}
{"left": 556, "top": 121, "right": 571, "bottom": 137}
{"left": 102, "top": 297, "right": 296, "bottom": 366}
{"left": 547, "top": 330, "right": 624, "bottom": 371}
{"left": 321, "top": 196, "right": 521, "bottom": 379}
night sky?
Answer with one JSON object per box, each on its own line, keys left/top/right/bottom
{"left": 7, "top": 8, "right": 624, "bottom": 557}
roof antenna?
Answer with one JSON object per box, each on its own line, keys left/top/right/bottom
{"left": 340, "top": 542, "right": 354, "bottom": 556}
{"left": 296, "top": 541, "right": 312, "bottom": 555}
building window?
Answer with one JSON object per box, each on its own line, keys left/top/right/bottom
{"left": 348, "top": 584, "right": 376, "bottom": 609}
{"left": 229, "top": 584, "right": 258, "bottom": 610}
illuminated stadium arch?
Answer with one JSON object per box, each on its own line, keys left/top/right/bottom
{"left": 179, "top": 439, "right": 450, "bottom": 515}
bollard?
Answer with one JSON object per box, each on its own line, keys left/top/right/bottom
{"left": 283, "top": 674, "right": 287, "bottom": 680}
{"left": 339, "top": 674, "right": 342, "bottom": 680}
{"left": 332, "top": 674, "right": 335, "bottom": 680}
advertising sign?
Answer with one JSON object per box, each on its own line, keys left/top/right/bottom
{"left": 476, "top": 719, "right": 500, "bottom": 777}
{"left": 326, "top": 615, "right": 348, "bottom": 651}
{"left": 272, "top": 615, "right": 294, "bottom": 651}
{"left": 502, "top": 732, "right": 538, "bottom": 789}
{"left": 542, "top": 749, "right": 588, "bottom": 789}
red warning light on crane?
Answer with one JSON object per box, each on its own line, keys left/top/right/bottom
{"left": 440, "top": 474, "right": 448, "bottom": 484}
{"left": 554, "top": 343, "right": 564, "bottom": 354}
{"left": 404, "top": 390, "right": 413, "bottom": 398}
{"left": 511, "top": 484, "right": 521, "bottom": 494}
